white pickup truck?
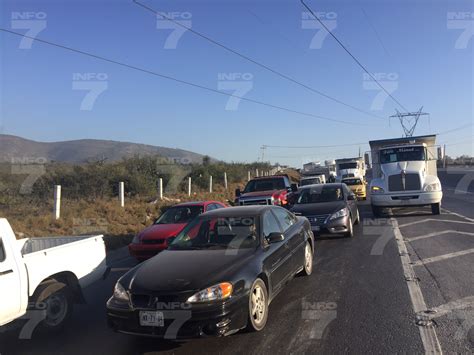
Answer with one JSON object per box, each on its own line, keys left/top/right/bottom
{"left": 0, "top": 218, "right": 107, "bottom": 333}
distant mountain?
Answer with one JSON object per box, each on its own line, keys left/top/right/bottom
{"left": 0, "top": 135, "right": 207, "bottom": 164}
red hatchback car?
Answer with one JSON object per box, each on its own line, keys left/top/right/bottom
{"left": 128, "top": 201, "right": 227, "bottom": 261}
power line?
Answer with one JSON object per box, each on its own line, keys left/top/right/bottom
{"left": 0, "top": 28, "right": 361, "bottom": 126}
{"left": 133, "top": 0, "right": 386, "bottom": 121}
{"left": 300, "top": 0, "right": 409, "bottom": 113}
{"left": 359, "top": 7, "right": 391, "bottom": 58}
{"left": 436, "top": 123, "right": 473, "bottom": 136}
{"left": 264, "top": 142, "right": 368, "bottom": 149}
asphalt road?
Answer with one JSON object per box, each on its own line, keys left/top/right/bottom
{"left": 1, "top": 169, "right": 473, "bottom": 354}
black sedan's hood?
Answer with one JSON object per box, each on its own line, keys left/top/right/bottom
{"left": 291, "top": 201, "right": 346, "bottom": 216}
{"left": 123, "top": 249, "right": 255, "bottom": 294}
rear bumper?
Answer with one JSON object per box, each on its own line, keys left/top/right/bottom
{"left": 128, "top": 243, "right": 167, "bottom": 260}
{"left": 106, "top": 295, "right": 248, "bottom": 339}
{"left": 371, "top": 191, "right": 442, "bottom": 207}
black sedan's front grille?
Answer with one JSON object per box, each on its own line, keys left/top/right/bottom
{"left": 306, "top": 215, "right": 329, "bottom": 226}
{"left": 388, "top": 173, "right": 421, "bottom": 191}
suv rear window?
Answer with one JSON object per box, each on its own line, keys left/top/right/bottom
{"left": 243, "top": 178, "right": 287, "bottom": 193}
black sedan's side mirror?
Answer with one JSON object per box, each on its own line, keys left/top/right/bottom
{"left": 235, "top": 188, "right": 241, "bottom": 197}
{"left": 347, "top": 194, "right": 356, "bottom": 201}
{"left": 290, "top": 183, "right": 298, "bottom": 192}
{"left": 267, "top": 232, "right": 285, "bottom": 243}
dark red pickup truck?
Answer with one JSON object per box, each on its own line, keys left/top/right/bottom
{"left": 235, "top": 175, "right": 297, "bottom": 207}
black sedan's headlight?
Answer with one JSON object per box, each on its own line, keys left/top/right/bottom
{"left": 187, "top": 282, "right": 233, "bottom": 303}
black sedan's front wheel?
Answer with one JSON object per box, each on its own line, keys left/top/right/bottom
{"left": 301, "top": 241, "right": 313, "bottom": 276}
{"left": 247, "top": 278, "right": 268, "bottom": 332}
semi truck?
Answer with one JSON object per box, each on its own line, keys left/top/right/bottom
{"left": 0, "top": 218, "right": 107, "bottom": 333}
{"left": 368, "top": 135, "right": 443, "bottom": 216}
{"left": 335, "top": 157, "right": 366, "bottom": 182}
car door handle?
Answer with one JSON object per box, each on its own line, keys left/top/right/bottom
{"left": 0, "top": 269, "right": 13, "bottom": 276}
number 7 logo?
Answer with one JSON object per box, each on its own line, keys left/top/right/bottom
{"left": 11, "top": 19, "right": 47, "bottom": 49}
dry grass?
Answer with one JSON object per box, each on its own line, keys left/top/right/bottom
{"left": 0, "top": 185, "right": 238, "bottom": 250}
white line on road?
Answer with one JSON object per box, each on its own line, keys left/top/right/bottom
{"left": 424, "top": 296, "right": 474, "bottom": 320}
{"left": 391, "top": 218, "right": 443, "bottom": 354}
{"left": 398, "top": 219, "right": 474, "bottom": 228}
{"left": 442, "top": 208, "right": 474, "bottom": 223}
{"left": 412, "top": 248, "right": 474, "bottom": 267}
{"left": 407, "top": 230, "right": 474, "bottom": 242}
{"left": 443, "top": 186, "right": 474, "bottom": 196}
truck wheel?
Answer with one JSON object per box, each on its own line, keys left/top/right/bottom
{"left": 431, "top": 203, "right": 441, "bottom": 215}
{"left": 32, "top": 281, "right": 73, "bottom": 333}
{"left": 371, "top": 205, "right": 382, "bottom": 218}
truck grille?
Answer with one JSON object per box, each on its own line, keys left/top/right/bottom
{"left": 306, "top": 215, "right": 329, "bottom": 226}
{"left": 388, "top": 173, "right": 421, "bottom": 191}
{"left": 239, "top": 198, "right": 272, "bottom": 206}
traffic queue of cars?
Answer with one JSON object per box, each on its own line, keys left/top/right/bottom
{"left": 109, "top": 175, "right": 360, "bottom": 339}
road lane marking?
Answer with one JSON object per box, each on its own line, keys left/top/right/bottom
{"left": 398, "top": 219, "right": 474, "bottom": 228}
{"left": 443, "top": 186, "right": 474, "bottom": 195}
{"left": 391, "top": 218, "right": 443, "bottom": 354}
{"left": 423, "top": 296, "right": 474, "bottom": 320}
{"left": 412, "top": 248, "right": 474, "bottom": 266}
{"left": 442, "top": 208, "right": 474, "bottom": 223}
{"left": 407, "top": 230, "right": 474, "bottom": 242}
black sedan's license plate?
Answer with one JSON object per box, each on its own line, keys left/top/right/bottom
{"left": 139, "top": 311, "right": 164, "bottom": 327}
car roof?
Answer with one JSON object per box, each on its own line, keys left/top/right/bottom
{"left": 201, "top": 205, "right": 276, "bottom": 217}
{"left": 251, "top": 175, "right": 286, "bottom": 180}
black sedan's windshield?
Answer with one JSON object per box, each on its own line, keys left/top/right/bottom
{"left": 243, "top": 178, "right": 286, "bottom": 193}
{"left": 155, "top": 206, "right": 203, "bottom": 224}
{"left": 297, "top": 186, "right": 344, "bottom": 204}
{"left": 169, "top": 216, "right": 259, "bottom": 250}
{"left": 300, "top": 178, "right": 321, "bottom": 186}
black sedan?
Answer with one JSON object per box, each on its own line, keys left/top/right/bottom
{"left": 107, "top": 206, "right": 314, "bottom": 339}
{"left": 290, "top": 183, "right": 360, "bottom": 238}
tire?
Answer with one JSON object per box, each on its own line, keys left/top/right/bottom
{"left": 300, "top": 241, "right": 313, "bottom": 276}
{"left": 31, "top": 281, "right": 73, "bottom": 333}
{"left": 431, "top": 203, "right": 441, "bottom": 215}
{"left": 372, "top": 205, "right": 382, "bottom": 218}
{"left": 354, "top": 209, "right": 360, "bottom": 225}
{"left": 345, "top": 217, "right": 354, "bottom": 238}
{"left": 247, "top": 278, "right": 269, "bottom": 332}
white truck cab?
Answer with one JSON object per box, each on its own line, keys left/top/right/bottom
{"left": 0, "top": 218, "right": 107, "bottom": 333}
{"left": 369, "top": 135, "right": 443, "bottom": 216}
{"left": 335, "top": 157, "right": 366, "bottom": 182}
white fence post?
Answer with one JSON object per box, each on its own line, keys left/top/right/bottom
{"left": 248, "top": 171, "right": 251, "bottom": 181}
{"left": 224, "top": 172, "right": 228, "bottom": 190}
{"left": 158, "top": 178, "right": 163, "bottom": 200}
{"left": 188, "top": 177, "right": 192, "bottom": 196}
{"left": 119, "top": 181, "right": 125, "bottom": 207}
{"left": 53, "top": 185, "right": 61, "bottom": 220}
{"left": 256, "top": 169, "right": 259, "bottom": 177}
{"left": 209, "top": 176, "right": 213, "bottom": 193}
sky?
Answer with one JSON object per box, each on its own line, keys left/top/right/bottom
{"left": 0, "top": 0, "right": 473, "bottom": 167}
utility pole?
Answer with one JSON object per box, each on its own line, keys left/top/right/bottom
{"left": 260, "top": 145, "right": 267, "bottom": 162}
